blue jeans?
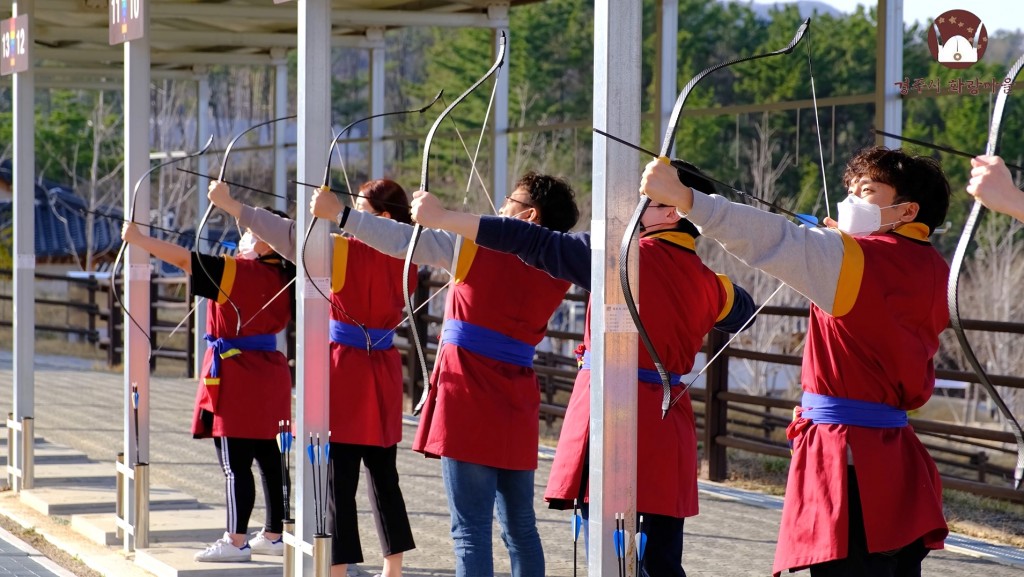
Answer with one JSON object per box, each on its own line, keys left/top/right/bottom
{"left": 441, "top": 457, "right": 545, "bottom": 577}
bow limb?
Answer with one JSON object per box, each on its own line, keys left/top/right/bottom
{"left": 192, "top": 115, "right": 295, "bottom": 336}
{"left": 111, "top": 135, "right": 214, "bottom": 357}
{"left": 295, "top": 93, "right": 444, "bottom": 347}
{"left": 622, "top": 19, "right": 811, "bottom": 418}
{"left": 408, "top": 31, "right": 507, "bottom": 415}
{"left": 948, "top": 52, "right": 1024, "bottom": 490}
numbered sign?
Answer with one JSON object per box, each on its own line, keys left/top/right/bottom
{"left": 109, "top": 0, "right": 144, "bottom": 45}
{"left": 0, "top": 15, "right": 29, "bottom": 76}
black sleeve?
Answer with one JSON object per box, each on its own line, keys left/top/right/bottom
{"left": 190, "top": 253, "right": 226, "bottom": 301}
{"left": 714, "top": 282, "right": 756, "bottom": 333}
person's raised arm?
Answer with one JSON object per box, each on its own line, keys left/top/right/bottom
{"left": 210, "top": 181, "right": 298, "bottom": 262}
{"left": 121, "top": 222, "right": 192, "bottom": 274}
{"left": 968, "top": 155, "right": 1024, "bottom": 222}
{"left": 312, "top": 187, "right": 457, "bottom": 271}
{"left": 412, "top": 190, "right": 592, "bottom": 289}
{"left": 640, "top": 158, "right": 846, "bottom": 313}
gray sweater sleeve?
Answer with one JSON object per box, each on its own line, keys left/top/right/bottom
{"left": 686, "top": 189, "right": 845, "bottom": 313}
{"left": 341, "top": 209, "right": 456, "bottom": 271}
{"left": 237, "top": 205, "right": 301, "bottom": 263}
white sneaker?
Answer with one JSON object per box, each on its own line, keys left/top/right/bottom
{"left": 194, "top": 533, "right": 251, "bottom": 563}
{"left": 249, "top": 528, "right": 284, "bottom": 556}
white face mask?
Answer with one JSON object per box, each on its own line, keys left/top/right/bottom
{"left": 836, "top": 195, "right": 881, "bottom": 237}
{"left": 837, "top": 195, "right": 910, "bottom": 237}
{"left": 237, "top": 231, "right": 259, "bottom": 260}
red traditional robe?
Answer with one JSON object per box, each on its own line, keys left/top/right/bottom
{"left": 773, "top": 223, "right": 950, "bottom": 574}
{"left": 192, "top": 254, "right": 292, "bottom": 440}
{"left": 413, "top": 240, "right": 571, "bottom": 470}
{"left": 544, "top": 231, "right": 737, "bottom": 518}
{"left": 328, "top": 235, "right": 416, "bottom": 447}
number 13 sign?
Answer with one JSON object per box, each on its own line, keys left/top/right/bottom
{"left": 109, "top": 0, "right": 144, "bottom": 45}
{"left": 1, "top": 14, "right": 29, "bottom": 76}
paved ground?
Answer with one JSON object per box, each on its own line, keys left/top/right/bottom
{"left": 0, "top": 525, "right": 75, "bottom": 577}
{"left": 1, "top": 353, "right": 1023, "bottom": 576}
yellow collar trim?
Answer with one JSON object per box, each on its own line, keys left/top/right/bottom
{"left": 892, "top": 222, "right": 930, "bottom": 242}
{"left": 646, "top": 230, "right": 696, "bottom": 251}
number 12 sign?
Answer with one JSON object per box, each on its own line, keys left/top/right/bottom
{"left": 1, "top": 14, "right": 29, "bottom": 76}
{"left": 109, "top": 0, "right": 144, "bottom": 45}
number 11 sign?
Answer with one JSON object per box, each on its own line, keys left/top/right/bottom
{"left": 110, "top": 0, "right": 144, "bottom": 45}
{"left": 1, "top": 14, "right": 29, "bottom": 76}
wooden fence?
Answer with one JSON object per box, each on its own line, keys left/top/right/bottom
{"left": 3, "top": 269, "right": 1023, "bottom": 502}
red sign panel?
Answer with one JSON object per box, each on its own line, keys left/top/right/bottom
{"left": 109, "top": 0, "right": 145, "bottom": 45}
{"left": 1, "top": 15, "right": 29, "bottom": 76}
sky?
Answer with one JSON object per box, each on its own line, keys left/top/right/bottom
{"left": 774, "top": 0, "right": 1023, "bottom": 33}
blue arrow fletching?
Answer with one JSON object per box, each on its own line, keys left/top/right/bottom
{"left": 306, "top": 442, "right": 314, "bottom": 464}
{"left": 796, "top": 213, "right": 818, "bottom": 226}
{"left": 284, "top": 432, "right": 293, "bottom": 452}
{"left": 572, "top": 514, "right": 581, "bottom": 542}
{"left": 613, "top": 529, "right": 624, "bottom": 557}
{"left": 636, "top": 531, "right": 648, "bottom": 561}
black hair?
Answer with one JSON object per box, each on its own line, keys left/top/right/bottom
{"left": 515, "top": 172, "right": 580, "bottom": 233}
{"left": 842, "top": 147, "right": 951, "bottom": 234}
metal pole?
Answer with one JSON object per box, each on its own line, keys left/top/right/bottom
{"left": 591, "top": 1, "right": 641, "bottom": 575}
{"left": 19, "top": 417, "right": 32, "bottom": 490}
{"left": 490, "top": 16, "right": 510, "bottom": 208}
{"left": 11, "top": 0, "right": 36, "bottom": 496}
{"left": 296, "top": 0, "right": 332, "bottom": 574}
{"left": 656, "top": 0, "right": 678, "bottom": 139}
{"left": 368, "top": 28, "right": 385, "bottom": 180}
{"left": 194, "top": 69, "right": 211, "bottom": 378}
{"left": 133, "top": 463, "right": 150, "bottom": 548}
{"left": 875, "top": 0, "right": 904, "bottom": 148}
{"left": 274, "top": 51, "right": 290, "bottom": 210}
{"left": 312, "top": 534, "right": 331, "bottom": 577}
{"left": 123, "top": 3, "right": 152, "bottom": 553}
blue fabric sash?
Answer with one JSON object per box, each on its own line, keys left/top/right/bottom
{"left": 329, "top": 319, "right": 394, "bottom": 351}
{"left": 440, "top": 318, "right": 535, "bottom": 368}
{"left": 799, "top": 391, "right": 908, "bottom": 428}
{"left": 203, "top": 333, "right": 278, "bottom": 379}
{"left": 580, "top": 351, "right": 685, "bottom": 386}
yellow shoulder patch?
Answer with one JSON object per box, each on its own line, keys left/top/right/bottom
{"left": 715, "top": 274, "right": 735, "bottom": 322}
{"left": 331, "top": 235, "right": 350, "bottom": 293}
{"left": 455, "top": 238, "right": 479, "bottom": 283}
{"left": 832, "top": 232, "right": 865, "bottom": 317}
{"left": 218, "top": 256, "right": 237, "bottom": 305}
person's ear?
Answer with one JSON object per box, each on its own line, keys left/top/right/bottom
{"left": 900, "top": 202, "right": 920, "bottom": 223}
{"left": 381, "top": 210, "right": 392, "bottom": 220}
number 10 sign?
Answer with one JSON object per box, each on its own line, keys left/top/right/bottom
{"left": 1, "top": 14, "right": 29, "bottom": 76}
{"left": 110, "top": 0, "right": 145, "bottom": 45}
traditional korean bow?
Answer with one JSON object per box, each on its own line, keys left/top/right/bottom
{"left": 406, "top": 31, "right": 507, "bottom": 415}
{"left": 111, "top": 136, "right": 214, "bottom": 354}
{"left": 947, "top": 52, "right": 1024, "bottom": 490}
{"left": 620, "top": 19, "right": 811, "bottom": 417}
{"left": 192, "top": 115, "right": 295, "bottom": 336}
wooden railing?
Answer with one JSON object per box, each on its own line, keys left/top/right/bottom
{"left": 3, "top": 269, "right": 1023, "bottom": 502}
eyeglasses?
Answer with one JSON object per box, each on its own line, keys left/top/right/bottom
{"left": 504, "top": 195, "right": 534, "bottom": 208}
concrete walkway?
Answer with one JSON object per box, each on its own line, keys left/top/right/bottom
{"left": 0, "top": 525, "right": 77, "bottom": 577}
{"left": 1, "top": 353, "right": 1023, "bottom": 576}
